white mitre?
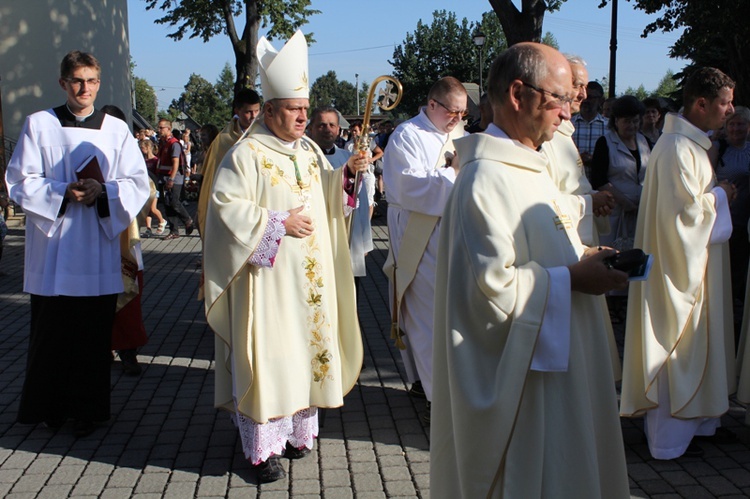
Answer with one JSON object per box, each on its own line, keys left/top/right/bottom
{"left": 257, "top": 30, "right": 309, "bottom": 100}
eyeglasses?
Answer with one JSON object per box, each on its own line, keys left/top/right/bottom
{"left": 64, "top": 78, "right": 100, "bottom": 88}
{"left": 432, "top": 99, "right": 469, "bottom": 118}
{"left": 520, "top": 81, "right": 574, "bottom": 110}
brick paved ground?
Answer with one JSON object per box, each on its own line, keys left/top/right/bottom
{"left": 0, "top": 202, "right": 750, "bottom": 498}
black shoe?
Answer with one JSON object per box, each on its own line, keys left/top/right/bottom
{"left": 142, "top": 228, "right": 152, "bottom": 239}
{"left": 118, "top": 349, "right": 142, "bottom": 376}
{"left": 256, "top": 456, "right": 286, "bottom": 483}
{"left": 185, "top": 219, "right": 195, "bottom": 236}
{"left": 697, "top": 427, "right": 737, "bottom": 444}
{"left": 43, "top": 418, "right": 65, "bottom": 430}
{"left": 284, "top": 442, "right": 311, "bottom": 460}
{"left": 408, "top": 380, "right": 426, "bottom": 399}
{"left": 683, "top": 441, "right": 704, "bottom": 458}
{"left": 421, "top": 401, "right": 431, "bottom": 426}
{"left": 73, "top": 420, "right": 96, "bottom": 438}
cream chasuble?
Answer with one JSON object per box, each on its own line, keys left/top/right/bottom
{"left": 543, "top": 121, "right": 622, "bottom": 381}
{"left": 430, "top": 132, "right": 628, "bottom": 499}
{"left": 621, "top": 113, "right": 735, "bottom": 422}
{"left": 203, "top": 122, "right": 363, "bottom": 424}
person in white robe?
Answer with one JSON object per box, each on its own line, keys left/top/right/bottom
{"left": 202, "top": 31, "right": 365, "bottom": 483}
{"left": 308, "top": 107, "right": 374, "bottom": 279}
{"left": 620, "top": 67, "right": 738, "bottom": 460}
{"left": 430, "top": 42, "right": 630, "bottom": 499}
{"left": 542, "top": 55, "right": 621, "bottom": 378}
{"left": 5, "top": 50, "right": 149, "bottom": 437}
{"left": 381, "top": 77, "right": 468, "bottom": 419}
{"left": 544, "top": 55, "right": 614, "bottom": 246}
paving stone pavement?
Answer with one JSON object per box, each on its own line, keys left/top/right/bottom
{"left": 1, "top": 202, "right": 750, "bottom": 498}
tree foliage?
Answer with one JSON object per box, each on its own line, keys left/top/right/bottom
{"left": 601, "top": 0, "right": 750, "bottom": 104}
{"left": 167, "top": 73, "right": 233, "bottom": 127}
{"left": 653, "top": 69, "right": 679, "bottom": 99}
{"left": 215, "top": 63, "right": 236, "bottom": 111}
{"left": 390, "top": 10, "right": 508, "bottom": 115}
{"left": 134, "top": 76, "right": 158, "bottom": 125}
{"left": 487, "top": 0, "right": 566, "bottom": 45}
{"left": 143, "top": 0, "right": 320, "bottom": 95}
{"left": 623, "top": 84, "right": 648, "bottom": 101}
{"left": 541, "top": 31, "right": 559, "bottom": 49}
{"left": 309, "top": 71, "right": 367, "bottom": 116}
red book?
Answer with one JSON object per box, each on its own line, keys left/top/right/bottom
{"left": 75, "top": 154, "right": 105, "bottom": 183}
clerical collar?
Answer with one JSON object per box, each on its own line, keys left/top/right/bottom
{"left": 485, "top": 123, "right": 543, "bottom": 154}
{"left": 67, "top": 103, "right": 94, "bottom": 121}
{"left": 322, "top": 146, "right": 336, "bottom": 155}
{"left": 53, "top": 105, "right": 105, "bottom": 129}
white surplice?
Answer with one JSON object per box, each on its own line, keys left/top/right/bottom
{"left": 381, "top": 109, "right": 464, "bottom": 400}
{"left": 6, "top": 108, "right": 149, "bottom": 296}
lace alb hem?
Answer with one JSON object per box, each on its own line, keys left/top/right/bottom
{"left": 232, "top": 407, "right": 319, "bottom": 465}
{"left": 248, "top": 210, "right": 289, "bottom": 268}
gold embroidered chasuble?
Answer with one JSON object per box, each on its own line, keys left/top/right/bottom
{"left": 620, "top": 114, "right": 735, "bottom": 419}
{"left": 430, "top": 132, "right": 629, "bottom": 499}
{"left": 203, "top": 122, "right": 363, "bottom": 424}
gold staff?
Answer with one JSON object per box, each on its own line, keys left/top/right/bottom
{"left": 347, "top": 76, "right": 403, "bottom": 238}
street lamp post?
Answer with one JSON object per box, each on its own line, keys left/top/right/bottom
{"left": 355, "top": 73, "right": 360, "bottom": 116}
{"left": 473, "top": 31, "right": 486, "bottom": 95}
{"left": 609, "top": 0, "right": 618, "bottom": 97}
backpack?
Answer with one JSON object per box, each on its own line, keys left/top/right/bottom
{"left": 157, "top": 136, "right": 187, "bottom": 175}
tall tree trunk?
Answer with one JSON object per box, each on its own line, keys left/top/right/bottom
{"left": 488, "top": 0, "right": 546, "bottom": 45}
{"left": 221, "top": 0, "right": 260, "bottom": 97}
{"left": 235, "top": 0, "right": 260, "bottom": 95}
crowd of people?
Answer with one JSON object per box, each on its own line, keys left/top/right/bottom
{"left": 5, "top": 35, "right": 750, "bottom": 498}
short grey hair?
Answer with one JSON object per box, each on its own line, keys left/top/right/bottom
{"left": 564, "top": 54, "right": 587, "bottom": 67}
{"left": 726, "top": 106, "right": 750, "bottom": 125}
{"left": 487, "top": 44, "right": 548, "bottom": 107}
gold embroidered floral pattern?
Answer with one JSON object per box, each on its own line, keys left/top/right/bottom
{"left": 257, "top": 152, "right": 320, "bottom": 194}
{"left": 308, "top": 157, "right": 320, "bottom": 182}
{"left": 302, "top": 242, "right": 334, "bottom": 385}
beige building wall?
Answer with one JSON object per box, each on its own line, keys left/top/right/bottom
{"left": 0, "top": 1, "right": 133, "bottom": 143}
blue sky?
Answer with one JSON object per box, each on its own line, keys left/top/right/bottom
{"left": 126, "top": 0, "right": 684, "bottom": 109}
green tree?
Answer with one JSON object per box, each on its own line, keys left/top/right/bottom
{"left": 133, "top": 77, "right": 157, "bottom": 125}
{"left": 623, "top": 84, "right": 648, "bottom": 101}
{"left": 487, "top": 0, "right": 567, "bottom": 45}
{"left": 653, "top": 69, "right": 679, "bottom": 99}
{"left": 143, "top": 0, "right": 320, "bottom": 95}
{"left": 309, "top": 71, "right": 360, "bottom": 116}
{"left": 601, "top": 0, "right": 750, "bottom": 104}
{"left": 541, "top": 31, "right": 559, "bottom": 49}
{"left": 215, "top": 63, "right": 236, "bottom": 112}
{"left": 391, "top": 10, "right": 507, "bottom": 115}
{"left": 335, "top": 81, "right": 358, "bottom": 116}
{"left": 168, "top": 73, "right": 230, "bottom": 127}
{"left": 309, "top": 71, "right": 340, "bottom": 110}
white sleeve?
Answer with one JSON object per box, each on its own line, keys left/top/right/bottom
{"left": 530, "top": 266, "right": 571, "bottom": 372}
{"left": 709, "top": 186, "right": 732, "bottom": 244}
{"left": 382, "top": 128, "right": 456, "bottom": 217}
